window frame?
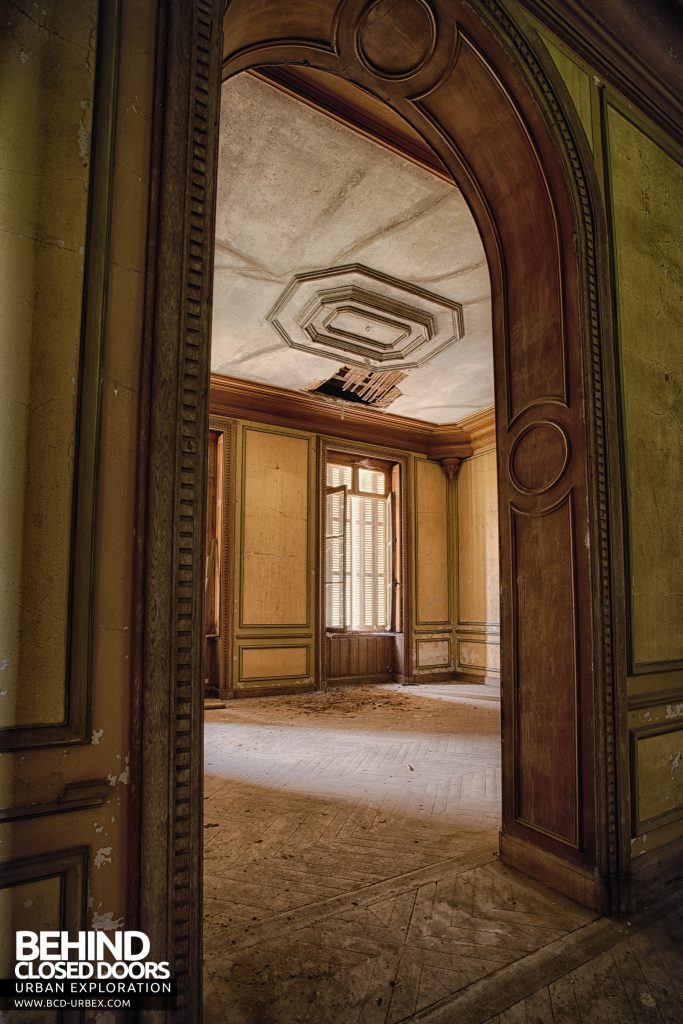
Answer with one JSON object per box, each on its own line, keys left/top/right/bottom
{"left": 324, "top": 452, "right": 397, "bottom": 634}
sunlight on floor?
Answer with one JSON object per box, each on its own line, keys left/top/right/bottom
{"left": 204, "top": 685, "right": 501, "bottom": 826}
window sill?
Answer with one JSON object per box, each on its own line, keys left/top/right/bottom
{"left": 326, "top": 631, "right": 401, "bottom": 638}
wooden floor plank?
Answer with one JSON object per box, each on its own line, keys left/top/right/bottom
{"left": 626, "top": 929, "right": 683, "bottom": 1024}
{"left": 499, "top": 1002, "right": 528, "bottom": 1023}
{"left": 203, "top": 684, "right": 682, "bottom": 1024}
{"left": 548, "top": 974, "right": 582, "bottom": 1024}
{"left": 612, "top": 941, "right": 665, "bottom": 1023}
{"left": 524, "top": 986, "right": 555, "bottom": 1024}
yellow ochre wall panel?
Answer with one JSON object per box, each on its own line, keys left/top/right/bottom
{"left": 0, "top": 0, "right": 98, "bottom": 727}
{"left": 543, "top": 37, "right": 593, "bottom": 147}
{"left": 457, "top": 450, "right": 499, "bottom": 627}
{"left": 240, "top": 645, "right": 309, "bottom": 682}
{"left": 241, "top": 428, "right": 310, "bottom": 627}
{"left": 415, "top": 460, "right": 449, "bottom": 625}
{"left": 634, "top": 727, "right": 683, "bottom": 828}
{"left": 607, "top": 106, "right": 683, "bottom": 668}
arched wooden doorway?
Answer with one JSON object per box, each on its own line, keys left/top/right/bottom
{"left": 134, "top": 0, "right": 628, "bottom": 1018}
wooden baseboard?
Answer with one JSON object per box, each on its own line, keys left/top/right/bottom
{"left": 230, "top": 684, "right": 318, "bottom": 699}
{"left": 500, "top": 831, "right": 609, "bottom": 912}
{"left": 631, "top": 837, "right": 683, "bottom": 904}
{"left": 454, "top": 669, "right": 500, "bottom": 686}
{"left": 411, "top": 670, "right": 459, "bottom": 684}
{"left": 326, "top": 673, "right": 394, "bottom": 686}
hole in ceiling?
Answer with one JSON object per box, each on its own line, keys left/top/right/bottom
{"left": 309, "top": 366, "right": 406, "bottom": 408}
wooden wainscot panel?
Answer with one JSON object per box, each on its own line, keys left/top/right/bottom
{"left": 415, "top": 460, "right": 450, "bottom": 626}
{"left": 513, "top": 496, "right": 579, "bottom": 848}
{"left": 458, "top": 639, "right": 500, "bottom": 674}
{"left": 632, "top": 723, "right": 683, "bottom": 833}
{"left": 457, "top": 450, "right": 499, "bottom": 628}
{"left": 327, "top": 634, "right": 395, "bottom": 680}
{"left": 240, "top": 427, "right": 311, "bottom": 628}
{"left": 238, "top": 645, "right": 310, "bottom": 686}
{"left": 416, "top": 638, "right": 451, "bottom": 669}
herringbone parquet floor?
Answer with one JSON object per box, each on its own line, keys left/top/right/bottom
{"left": 203, "top": 684, "right": 683, "bottom": 1024}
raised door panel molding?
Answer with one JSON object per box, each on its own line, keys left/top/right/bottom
{"left": 631, "top": 724, "right": 683, "bottom": 834}
{"left": 238, "top": 644, "right": 311, "bottom": 687}
{"left": 458, "top": 638, "right": 500, "bottom": 674}
{"left": 0, "top": 0, "right": 120, "bottom": 750}
{"left": 0, "top": 847, "right": 88, "bottom": 977}
{"left": 416, "top": 638, "right": 451, "bottom": 669}
{"left": 512, "top": 495, "right": 580, "bottom": 849}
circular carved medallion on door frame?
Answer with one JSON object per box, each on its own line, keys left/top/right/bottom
{"left": 356, "top": 0, "right": 437, "bottom": 80}
{"left": 509, "top": 420, "right": 570, "bottom": 496}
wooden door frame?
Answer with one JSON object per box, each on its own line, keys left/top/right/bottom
{"left": 131, "top": 0, "right": 629, "bottom": 1019}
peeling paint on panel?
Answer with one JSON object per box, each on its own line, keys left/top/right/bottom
{"left": 91, "top": 910, "right": 123, "bottom": 932}
{"left": 0, "top": 658, "right": 9, "bottom": 671}
{"left": 670, "top": 751, "right": 681, "bottom": 779}
{"left": 666, "top": 703, "right": 683, "bottom": 719}
{"left": 92, "top": 728, "right": 103, "bottom": 745}
{"left": 94, "top": 847, "right": 112, "bottom": 869}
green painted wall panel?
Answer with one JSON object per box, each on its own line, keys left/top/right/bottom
{"left": 607, "top": 105, "right": 683, "bottom": 668}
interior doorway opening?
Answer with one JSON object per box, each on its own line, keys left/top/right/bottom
{"left": 135, "top": 1, "right": 626, "bottom": 1014}
{"left": 202, "top": 61, "right": 509, "bottom": 1018}
{"left": 204, "top": 67, "right": 500, "bottom": 701}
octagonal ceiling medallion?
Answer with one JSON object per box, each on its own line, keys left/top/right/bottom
{"left": 266, "top": 264, "right": 465, "bottom": 370}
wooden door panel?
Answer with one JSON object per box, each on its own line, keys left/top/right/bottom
{"left": 513, "top": 496, "right": 579, "bottom": 847}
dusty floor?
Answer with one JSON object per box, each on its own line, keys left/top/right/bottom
{"left": 203, "top": 684, "right": 683, "bottom": 1024}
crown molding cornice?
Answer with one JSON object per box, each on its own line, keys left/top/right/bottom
{"left": 458, "top": 406, "right": 496, "bottom": 450}
{"left": 250, "top": 66, "right": 451, "bottom": 181}
{"left": 514, "top": 0, "right": 683, "bottom": 148}
{"left": 210, "top": 373, "right": 474, "bottom": 460}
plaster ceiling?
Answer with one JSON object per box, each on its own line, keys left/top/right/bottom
{"left": 212, "top": 72, "right": 494, "bottom": 424}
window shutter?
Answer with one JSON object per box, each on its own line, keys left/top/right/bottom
{"left": 325, "top": 461, "right": 393, "bottom": 632}
{"left": 325, "top": 485, "right": 346, "bottom": 628}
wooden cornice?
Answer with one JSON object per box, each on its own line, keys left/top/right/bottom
{"left": 250, "top": 66, "right": 451, "bottom": 182}
{"left": 514, "top": 0, "right": 683, "bottom": 148}
{"left": 210, "top": 373, "right": 474, "bottom": 460}
{"left": 458, "top": 406, "right": 496, "bottom": 450}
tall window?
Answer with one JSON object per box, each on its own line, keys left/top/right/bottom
{"left": 325, "top": 457, "right": 393, "bottom": 631}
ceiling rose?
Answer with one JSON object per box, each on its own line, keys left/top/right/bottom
{"left": 266, "top": 264, "right": 465, "bottom": 370}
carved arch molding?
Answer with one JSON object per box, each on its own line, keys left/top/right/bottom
{"left": 134, "top": 0, "right": 627, "bottom": 1018}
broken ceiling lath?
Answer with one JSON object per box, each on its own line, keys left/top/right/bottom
{"left": 310, "top": 366, "right": 406, "bottom": 408}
